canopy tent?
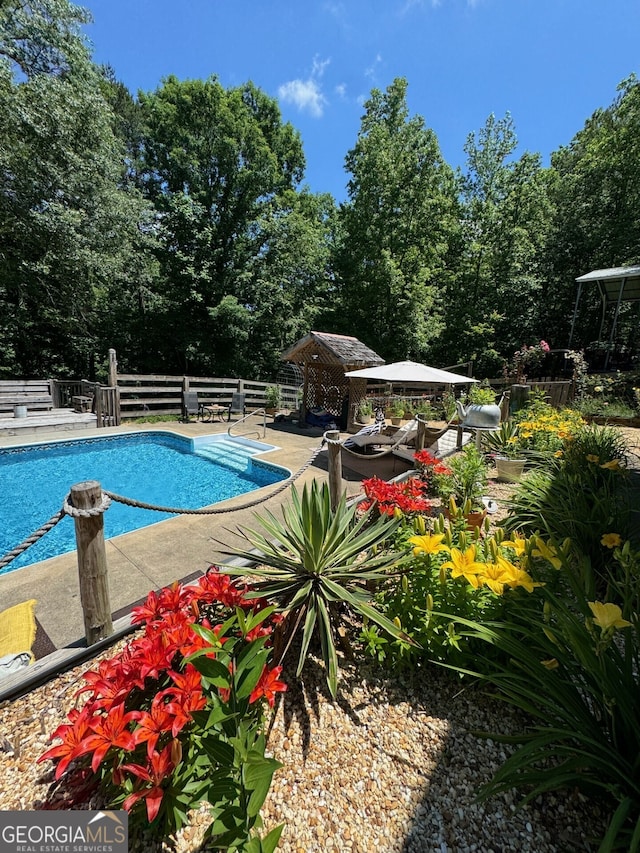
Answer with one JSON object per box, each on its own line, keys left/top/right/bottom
{"left": 570, "top": 266, "right": 640, "bottom": 369}
{"left": 344, "top": 360, "right": 478, "bottom": 385}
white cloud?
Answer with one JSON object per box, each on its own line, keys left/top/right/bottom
{"left": 312, "top": 55, "right": 331, "bottom": 78}
{"left": 279, "top": 55, "right": 331, "bottom": 118}
{"left": 335, "top": 83, "right": 347, "bottom": 99}
{"left": 364, "top": 53, "right": 383, "bottom": 81}
{"left": 278, "top": 79, "right": 328, "bottom": 118}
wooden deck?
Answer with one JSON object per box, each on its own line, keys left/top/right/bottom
{"left": 0, "top": 408, "right": 97, "bottom": 441}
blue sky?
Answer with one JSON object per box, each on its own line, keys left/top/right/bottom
{"left": 82, "top": 0, "right": 640, "bottom": 202}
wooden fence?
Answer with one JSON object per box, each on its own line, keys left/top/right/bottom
{"left": 117, "top": 374, "right": 300, "bottom": 420}
{"left": 2, "top": 370, "right": 571, "bottom": 427}
{"left": 487, "top": 379, "right": 574, "bottom": 408}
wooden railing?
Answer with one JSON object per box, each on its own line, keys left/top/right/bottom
{"left": 486, "top": 379, "right": 574, "bottom": 408}
{"left": 51, "top": 380, "right": 120, "bottom": 427}
{"left": 116, "top": 374, "right": 299, "bottom": 420}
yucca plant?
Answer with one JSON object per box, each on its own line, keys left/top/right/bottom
{"left": 224, "top": 480, "right": 413, "bottom": 697}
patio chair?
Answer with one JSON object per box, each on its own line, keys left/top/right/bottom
{"left": 227, "top": 392, "right": 246, "bottom": 421}
{"left": 181, "top": 390, "right": 200, "bottom": 422}
{"left": 342, "top": 419, "right": 419, "bottom": 458}
{"left": 392, "top": 426, "right": 472, "bottom": 465}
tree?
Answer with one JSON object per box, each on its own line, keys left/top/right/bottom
{"left": 0, "top": 0, "right": 156, "bottom": 377}
{"left": 543, "top": 75, "right": 640, "bottom": 358}
{"left": 245, "top": 189, "right": 337, "bottom": 377}
{"left": 0, "top": 0, "right": 90, "bottom": 79}
{"left": 136, "top": 76, "right": 307, "bottom": 375}
{"left": 437, "top": 113, "right": 551, "bottom": 375}
{"left": 331, "top": 78, "right": 458, "bottom": 362}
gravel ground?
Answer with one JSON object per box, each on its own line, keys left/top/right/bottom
{"left": 0, "top": 641, "right": 607, "bottom": 853}
{"left": 2, "top": 448, "right": 634, "bottom": 852}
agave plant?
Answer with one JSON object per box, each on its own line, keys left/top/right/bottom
{"left": 224, "top": 479, "right": 413, "bottom": 697}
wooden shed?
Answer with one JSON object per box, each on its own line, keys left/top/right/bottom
{"left": 281, "top": 331, "right": 384, "bottom": 431}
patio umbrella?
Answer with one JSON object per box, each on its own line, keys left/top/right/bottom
{"left": 344, "top": 360, "right": 478, "bottom": 385}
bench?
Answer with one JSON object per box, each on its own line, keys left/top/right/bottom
{"left": 0, "top": 380, "right": 54, "bottom": 414}
{"left": 0, "top": 395, "right": 55, "bottom": 414}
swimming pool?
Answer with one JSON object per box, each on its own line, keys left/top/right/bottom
{"left": 0, "top": 431, "right": 289, "bottom": 573}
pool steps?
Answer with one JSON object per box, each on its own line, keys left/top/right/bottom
{"left": 194, "top": 438, "right": 256, "bottom": 471}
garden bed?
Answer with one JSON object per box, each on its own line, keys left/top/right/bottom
{"left": 0, "top": 629, "right": 607, "bottom": 853}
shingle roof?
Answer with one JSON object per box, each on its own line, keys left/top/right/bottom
{"left": 280, "top": 331, "right": 384, "bottom": 367}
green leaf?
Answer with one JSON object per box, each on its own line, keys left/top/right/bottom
{"left": 202, "top": 735, "right": 235, "bottom": 767}
{"left": 259, "top": 824, "right": 285, "bottom": 853}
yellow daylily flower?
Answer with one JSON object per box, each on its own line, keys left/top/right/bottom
{"left": 600, "top": 459, "right": 621, "bottom": 471}
{"left": 588, "top": 601, "right": 632, "bottom": 632}
{"left": 441, "top": 546, "right": 484, "bottom": 589}
{"left": 505, "top": 566, "right": 542, "bottom": 594}
{"left": 586, "top": 454, "right": 600, "bottom": 463}
{"left": 601, "top": 533, "right": 622, "bottom": 549}
{"left": 477, "top": 559, "right": 514, "bottom": 595}
{"left": 532, "top": 537, "right": 562, "bottom": 570}
{"left": 408, "top": 533, "right": 449, "bottom": 557}
{"left": 501, "top": 535, "right": 527, "bottom": 557}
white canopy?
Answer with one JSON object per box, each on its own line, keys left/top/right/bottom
{"left": 344, "top": 360, "right": 478, "bottom": 385}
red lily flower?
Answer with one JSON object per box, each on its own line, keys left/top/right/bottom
{"left": 159, "top": 664, "right": 206, "bottom": 727}
{"left": 130, "top": 589, "right": 163, "bottom": 625}
{"left": 133, "top": 633, "right": 175, "bottom": 681}
{"left": 37, "top": 707, "right": 93, "bottom": 780}
{"left": 157, "top": 581, "right": 192, "bottom": 615}
{"left": 249, "top": 665, "right": 287, "bottom": 707}
{"left": 75, "top": 659, "right": 131, "bottom": 711}
{"left": 74, "top": 703, "right": 140, "bottom": 773}
{"left": 133, "top": 698, "right": 176, "bottom": 758}
{"left": 195, "top": 568, "right": 248, "bottom": 608}
{"left": 121, "top": 743, "right": 176, "bottom": 822}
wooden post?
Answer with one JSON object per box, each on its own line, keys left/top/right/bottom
{"left": 71, "top": 481, "right": 113, "bottom": 645}
{"left": 299, "top": 363, "right": 309, "bottom": 428}
{"left": 510, "top": 384, "right": 530, "bottom": 415}
{"left": 108, "top": 348, "right": 118, "bottom": 388}
{"left": 326, "top": 429, "right": 343, "bottom": 511}
{"left": 415, "top": 414, "right": 426, "bottom": 451}
{"left": 94, "top": 383, "right": 103, "bottom": 427}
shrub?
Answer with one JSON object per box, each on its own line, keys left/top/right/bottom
{"left": 512, "top": 403, "right": 584, "bottom": 456}
{"left": 504, "top": 423, "right": 632, "bottom": 593}
{"left": 431, "top": 445, "right": 488, "bottom": 510}
{"left": 447, "top": 538, "right": 640, "bottom": 852}
{"left": 264, "top": 385, "right": 281, "bottom": 409}
{"left": 39, "top": 571, "right": 286, "bottom": 851}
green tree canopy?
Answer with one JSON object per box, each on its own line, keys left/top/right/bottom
{"left": 0, "top": 0, "right": 155, "bottom": 377}
{"left": 136, "top": 75, "right": 308, "bottom": 375}
{"left": 330, "top": 78, "right": 458, "bottom": 363}
{"left": 543, "top": 75, "right": 640, "bottom": 356}
{"left": 435, "top": 112, "right": 551, "bottom": 375}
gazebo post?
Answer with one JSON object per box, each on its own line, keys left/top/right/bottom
{"left": 300, "top": 362, "right": 309, "bottom": 428}
{"left": 604, "top": 277, "right": 627, "bottom": 370}
{"left": 567, "top": 281, "right": 582, "bottom": 349}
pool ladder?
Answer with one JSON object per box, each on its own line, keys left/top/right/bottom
{"left": 227, "top": 407, "right": 267, "bottom": 440}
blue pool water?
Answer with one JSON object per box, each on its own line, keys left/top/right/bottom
{"left": 0, "top": 431, "right": 288, "bottom": 573}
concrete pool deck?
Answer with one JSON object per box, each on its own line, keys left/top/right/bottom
{"left": 0, "top": 419, "right": 405, "bottom": 653}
